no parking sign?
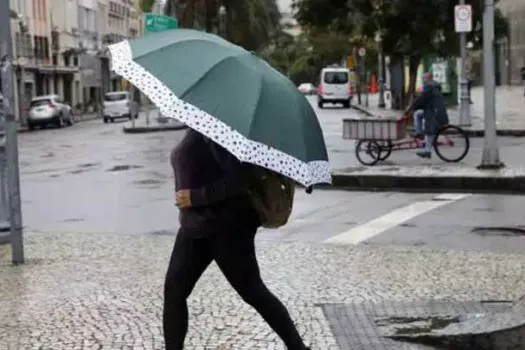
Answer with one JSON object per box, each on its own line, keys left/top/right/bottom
{"left": 454, "top": 5, "right": 472, "bottom": 33}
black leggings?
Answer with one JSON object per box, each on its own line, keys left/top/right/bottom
{"left": 163, "top": 226, "right": 307, "bottom": 350}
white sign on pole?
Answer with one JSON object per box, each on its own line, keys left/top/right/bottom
{"left": 454, "top": 5, "right": 472, "bottom": 33}
{"left": 358, "top": 47, "right": 366, "bottom": 57}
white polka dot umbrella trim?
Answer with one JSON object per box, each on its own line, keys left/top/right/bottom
{"left": 107, "top": 40, "right": 332, "bottom": 187}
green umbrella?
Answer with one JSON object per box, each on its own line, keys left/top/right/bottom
{"left": 108, "top": 29, "right": 330, "bottom": 186}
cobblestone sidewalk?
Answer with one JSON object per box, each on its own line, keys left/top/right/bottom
{"left": 1, "top": 232, "right": 525, "bottom": 349}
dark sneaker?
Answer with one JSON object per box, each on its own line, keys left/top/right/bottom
{"left": 416, "top": 151, "right": 431, "bottom": 159}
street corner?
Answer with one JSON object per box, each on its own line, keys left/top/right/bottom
{"left": 331, "top": 165, "right": 525, "bottom": 193}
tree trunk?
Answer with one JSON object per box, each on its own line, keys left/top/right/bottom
{"left": 204, "top": 0, "right": 215, "bottom": 33}
{"left": 406, "top": 55, "right": 421, "bottom": 106}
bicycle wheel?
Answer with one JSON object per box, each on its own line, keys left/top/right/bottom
{"left": 433, "top": 125, "right": 470, "bottom": 162}
{"left": 377, "top": 140, "right": 393, "bottom": 161}
{"left": 355, "top": 140, "right": 381, "bottom": 166}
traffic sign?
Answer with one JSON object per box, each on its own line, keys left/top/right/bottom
{"left": 358, "top": 47, "right": 366, "bottom": 57}
{"left": 144, "top": 13, "right": 178, "bottom": 34}
{"left": 454, "top": 5, "right": 472, "bottom": 33}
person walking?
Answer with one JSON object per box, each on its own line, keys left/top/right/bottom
{"left": 164, "top": 128, "right": 310, "bottom": 350}
{"left": 405, "top": 72, "right": 449, "bottom": 158}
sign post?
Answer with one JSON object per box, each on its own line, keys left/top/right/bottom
{"left": 478, "top": 0, "right": 503, "bottom": 169}
{"left": 454, "top": 3, "right": 472, "bottom": 126}
{"left": 0, "top": 0, "right": 24, "bottom": 264}
{"left": 358, "top": 47, "right": 366, "bottom": 106}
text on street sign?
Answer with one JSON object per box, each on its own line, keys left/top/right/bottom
{"left": 454, "top": 5, "right": 472, "bottom": 33}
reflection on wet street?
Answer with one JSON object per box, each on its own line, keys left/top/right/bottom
{"left": 19, "top": 120, "right": 184, "bottom": 235}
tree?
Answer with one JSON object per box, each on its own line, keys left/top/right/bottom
{"left": 163, "top": 0, "right": 282, "bottom": 51}
{"left": 294, "top": 0, "right": 508, "bottom": 103}
{"left": 139, "top": 0, "right": 156, "bottom": 13}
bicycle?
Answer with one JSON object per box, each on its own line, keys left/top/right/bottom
{"left": 350, "top": 114, "right": 470, "bottom": 166}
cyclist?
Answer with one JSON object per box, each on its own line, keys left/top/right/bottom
{"left": 405, "top": 72, "right": 449, "bottom": 158}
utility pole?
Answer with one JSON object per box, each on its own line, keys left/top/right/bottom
{"left": 478, "top": 0, "right": 503, "bottom": 169}
{"left": 0, "top": 0, "right": 25, "bottom": 264}
{"left": 457, "top": 0, "right": 472, "bottom": 126}
{"left": 376, "top": 33, "right": 386, "bottom": 108}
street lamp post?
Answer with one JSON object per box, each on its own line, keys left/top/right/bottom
{"left": 375, "top": 32, "right": 386, "bottom": 108}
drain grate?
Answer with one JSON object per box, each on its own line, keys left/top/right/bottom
{"left": 321, "top": 300, "right": 511, "bottom": 350}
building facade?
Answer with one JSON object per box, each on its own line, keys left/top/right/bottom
{"left": 9, "top": 0, "right": 143, "bottom": 120}
{"left": 498, "top": 0, "right": 525, "bottom": 85}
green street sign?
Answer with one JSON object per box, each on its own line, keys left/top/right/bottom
{"left": 144, "top": 13, "right": 178, "bottom": 34}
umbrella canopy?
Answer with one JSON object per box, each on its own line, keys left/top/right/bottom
{"left": 108, "top": 29, "right": 331, "bottom": 187}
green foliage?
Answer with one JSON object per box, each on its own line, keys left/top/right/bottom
{"left": 139, "top": 0, "right": 156, "bottom": 13}
{"left": 260, "top": 29, "right": 359, "bottom": 85}
{"left": 294, "top": 0, "right": 508, "bottom": 58}
{"left": 163, "top": 0, "right": 281, "bottom": 51}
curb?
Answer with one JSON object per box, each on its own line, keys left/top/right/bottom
{"left": 122, "top": 124, "right": 188, "bottom": 134}
{"left": 350, "top": 105, "right": 525, "bottom": 138}
{"left": 331, "top": 172, "right": 525, "bottom": 194}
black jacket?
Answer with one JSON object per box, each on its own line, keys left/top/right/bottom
{"left": 170, "top": 129, "right": 258, "bottom": 237}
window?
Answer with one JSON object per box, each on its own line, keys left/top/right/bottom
{"left": 52, "top": 54, "right": 58, "bottom": 65}
{"left": 73, "top": 56, "right": 78, "bottom": 66}
{"left": 323, "top": 72, "right": 349, "bottom": 84}
{"left": 43, "top": 37, "right": 49, "bottom": 59}
{"left": 30, "top": 99, "right": 51, "bottom": 107}
{"left": 104, "top": 93, "right": 128, "bottom": 101}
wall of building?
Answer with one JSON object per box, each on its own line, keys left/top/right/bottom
{"left": 498, "top": 0, "right": 525, "bottom": 85}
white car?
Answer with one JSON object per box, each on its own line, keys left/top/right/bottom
{"left": 27, "top": 95, "right": 74, "bottom": 130}
{"left": 298, "top": 83, "right": 316, "bottom": 95}
{"left": 317, "top": 67, "right": 353, "bottom": 109}
{"left": 103, "top": 91, "right": 138, "bottom": 123}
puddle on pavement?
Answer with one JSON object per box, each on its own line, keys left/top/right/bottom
{"left": 375, "top": 315, "right": 461, "bottom": 335}
{"left": 107, "top": 164, "right": 143, "bottom": 172}
{"left": 134, "top": 179, "right": 163, "bottom": 186}
{"left": 78, "top": 162, "right": 100, "bottom": 168}
{"left": 62, "top": 218, "right": 84, "bottom": 223}
{"left": 147, "top": 230, "right": 176, "bottom": 236}
{"left": 471, "top": 226, "right": 525, "bottom": 237}
{"left": 474, "top": 208, "right": 495, "bottom": 212}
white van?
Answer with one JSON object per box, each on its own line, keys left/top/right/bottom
{"left": 317, "top": 67, "right": 353, "bottom": 109}
{"left": 103, "top": 91, "right": 138, "bottom": 123}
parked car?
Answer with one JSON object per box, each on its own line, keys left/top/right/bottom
{"left": 317, "top": 67, "right": 353, "bottom": 109}
{"left": 103, "top": 91, "right": 138, "bottom": 123}
{"left": 298, "top": 83, "right": 316, "bottom": 95}
{"left": 27, "top": 95, "right": 74, "bottom": 130}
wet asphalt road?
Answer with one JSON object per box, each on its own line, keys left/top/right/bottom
{"left": 17, "top": 105, "right": 525, "bottom": 255}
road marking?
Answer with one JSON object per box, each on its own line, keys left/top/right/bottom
{"left": 324, "top": 193, "right": 471, "bottom": 245}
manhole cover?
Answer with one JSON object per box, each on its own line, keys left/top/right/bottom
{"left": 471, "top": 227, "right": 525, "bottom": 237}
